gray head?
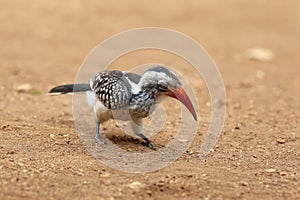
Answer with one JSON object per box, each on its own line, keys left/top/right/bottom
{"left": 139, "top": 66, "right": 181, "bottom": 92}
{"left": 139, "top": 65, "right": 197, "bottom": 121}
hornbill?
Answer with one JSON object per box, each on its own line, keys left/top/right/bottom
{"left": 49, "top": 66, "right": 197, "bottom": 150}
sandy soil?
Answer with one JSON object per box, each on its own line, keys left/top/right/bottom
{"left": 0, "top": 1, "right": 299, "bottom": 199}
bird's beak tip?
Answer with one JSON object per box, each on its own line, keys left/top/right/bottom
{"left": 167, "top": 86, "right": 198, "bottom": 121}
{"left": 193, "top": 114, "right": 198, "bottom": 122}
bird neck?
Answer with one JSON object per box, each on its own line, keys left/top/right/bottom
{"left": 129, "top": 89, "right": 157, "bottom": 118}
{"left": 131, "top": 89, "right": 156, "bottom": 104}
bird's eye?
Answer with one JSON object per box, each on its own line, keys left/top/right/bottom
{"left": 158, "top": 82, "right": 168, "bottom": 92}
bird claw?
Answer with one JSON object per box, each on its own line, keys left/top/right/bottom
{"left": 137, "top": 133, "right": 157, "bottom": 151}
{"left": 144, "top": 140, "right": 157, "bottom": 151}
{"left": 95, "top": 136, "right": 107, "bottom": 145}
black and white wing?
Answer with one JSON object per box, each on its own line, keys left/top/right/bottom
{"left": 90, "top": 70, "right": 133, "bottom": 110}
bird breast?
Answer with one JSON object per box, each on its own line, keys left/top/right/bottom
{"left": 129, "top": 91, "right": 156, "bottom": 119}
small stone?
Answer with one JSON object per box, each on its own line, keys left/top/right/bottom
{"left": 157, "top": 181, "right": 164, "bottom": 187}
{"left": 279, "top": 172, "right": 288, "bottom": 176}
{"left": 100, "top": 172, "right": 110, "bottom": 178}
{"left": 265, "top": 168, "right": 276, "bottom": 173}
{"left": 234, "top": 124, "right": 240, "bottom": 130}
{"left": 178, "top": 138, "right": 188, "bottom": 143}
{"left": 7, "top": 151, "right": 15, "bottom": 155}
{"left": 240, "top": 181, "right": 248, "bottom": 186}
{"left": 0, "top": 124, "right": 9, "bottom": 130}
{"left": 277, "top": 138, "right": 286, "bottom": 144}
{"left": 17, "top": 162, "right": 24, "bottom": 167}
{"left": 244, "top": 47, "right": 275, "bottom": 62}
{"left": 16, "top": 84, "right": 32, "bottom": 93}
{"left": 127, "top": 181, "right": 146, "bottom": 190}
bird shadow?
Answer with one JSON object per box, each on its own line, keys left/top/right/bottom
{"left": 105, "top": 134, "right": 159, "bottom": 152}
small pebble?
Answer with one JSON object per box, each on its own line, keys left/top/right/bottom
{"left": 127, "top": 181, "right": 146, "bottom": 189}
{"left": 277, "top": 138, "right": 286, "bottom": 144}
{"left": 240, "top": 181, "right": 248, "bottom": 186}
{"left": 100, "top": 172, "right": 110, "bottom": 178}
{"left": 178, "top": 138, "right": 188, "bottom": 143}
{"left": 235, "top": 124, "right": 240, "bottom": 130}
{"left": 244, "top": 47, "right": 275, "bottom": 62}
{"left": 157, "top": 180, "right": 164, "bottom": 187}
{"left": 17, "top": 162, "right": 24, "bottom": 167}
{"left": 279, "top": 172, "right": 288, "bottom": 176}
{"left": 265, "top": 168, "right": 276, "bottom": 173}
{"left": 0, "top": 124, "right": 9, "bottom": 130}
{"left": 16, "top": 84, "right": 32, "bottom": 93}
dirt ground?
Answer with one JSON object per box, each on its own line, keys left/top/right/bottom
{"left": 0, "top": 1, "right": 299, "bottom": 199}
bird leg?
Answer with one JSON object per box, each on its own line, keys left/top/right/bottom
{"left": 95, "top": 122, "right": 106, "bottom": 145}
{"left": 130, "top": 117, "right": 157, "bottom": 151}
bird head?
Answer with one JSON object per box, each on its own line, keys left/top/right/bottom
{"left": 140, "top": 66, "right": 198, "bottom": 121}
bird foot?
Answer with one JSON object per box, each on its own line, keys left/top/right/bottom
{"left": 144, "top": 140, "right": 157, "bottom": 151}
{"left": 95, "top": 135, "right": 107, "bottom": 145}
{"left": 136, "top": 133, "right": 157, "bottom": 151}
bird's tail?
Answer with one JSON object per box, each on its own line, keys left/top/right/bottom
{"left": 49, "top": 84, "right": 91, "bottom": 94}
